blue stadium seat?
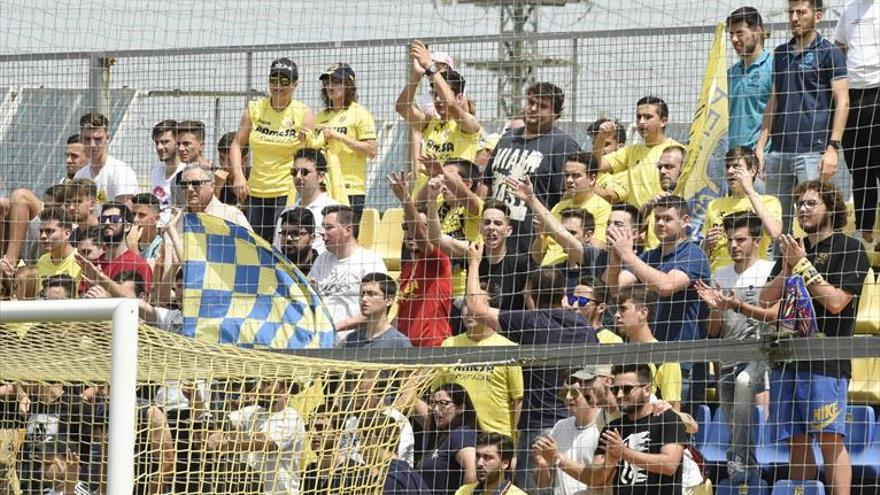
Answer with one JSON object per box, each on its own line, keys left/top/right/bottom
{"left": 702, "top": 407, "right": 730, "bottom": 467}
{"left": 694, "top": 404, "right": 712, "bottom": 447}
{"left": 851, "top": 412, "right": 880, "bottom": 482}
{"left": 770, "top": 480, "right": 825, "bottom": 495}
{"left": 845, "top": 405, "right": 875, "bottom": 455}
{"left": 716, "top": 478, "right": 770, "bottom": 495}
{"left": 756, "top": 410, "right": 790, "bottom": 475}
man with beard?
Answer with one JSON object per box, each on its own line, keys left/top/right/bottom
{"left": 148, "top": 119, "right": 183, "bottom": 219}
{"left": 485, "top": 82, "right": 581, "bottom": 254}
{"left": 727, "top": 7, "right": 772, "bottom": 151}
{"left": 79, "top": 202, "right": 152, "bottom": 294}
{"left": 276, "top": 207, "right": 319, "bottom": 274}
{"left": 594, "top": 364, "right": 688, "bottom": 495}
{"left": 206, "top": 379, "right": 306, "bottom": 495}
{"left": 455, "top": 433, "right": 525, "bottom": 495}
{"left": 760, "top": 181, "right": 868, "bottom": 495}
{"left": 755, "top": 0, "right": 849, "bottom": 237}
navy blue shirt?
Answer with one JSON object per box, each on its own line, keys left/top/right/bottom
{"left": 384, "top": 458, "right": 430, "bottom": 495}
{"left": 499, "top": 309, "right": 597, "bottom": 431}
{"left": 417, "top": 426, "right": 478, "bottom": 495}
{"left": 770, "top": 34, "right": 847, "bottom": 153}
{"left": 634, "top": 241, "right": 710, "bottom": 342}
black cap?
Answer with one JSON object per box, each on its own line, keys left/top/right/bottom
{"left": 269, "top": 57, "right": 298, "bottom": 81}
{"left": 435, "top": 69, "right": 465, "bottom": 96}
{"left": 319, "top": 63, "right": 356, "bottom": 82}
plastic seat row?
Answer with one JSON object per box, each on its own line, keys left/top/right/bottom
{"left": 694, "top": 404, "right": 879, "bottom": 481}
{"left": 358, "top": 207, "right": 404, "bottom": 270}
{"left": 716, "top": 479, "right": 827, "bottom": 495}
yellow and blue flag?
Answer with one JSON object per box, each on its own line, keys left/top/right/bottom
{"left": 680, "top": 22, "right": 729, "bottom": 235}
{"left": 181, "top": 213, "right": 335, "bottom": 349}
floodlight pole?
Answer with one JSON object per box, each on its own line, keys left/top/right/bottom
{"left": 0, "top": 298, "right": 139, "bottom": 495}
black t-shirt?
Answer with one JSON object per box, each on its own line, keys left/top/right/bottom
{"left": 769, "top": 232, "right": 869, "bottom": 378}
{"left": 498, "top": 309, "right": 597, "bottom": 431}
{"left": 600, "top": 409, "right": 688, "bottom": 495}
{"left": 485, "top": 126, "right": 581, "bottom": 254}
{"left": 479, "top": 252, "right": 534, "bottom": 312}
{"left": 301, "top": 459, "right": 368, "bottom": 494}
{"left": 384, "top": 458, "right": 430, "bottom": 495}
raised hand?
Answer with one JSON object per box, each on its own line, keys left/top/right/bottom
{"left": 505, "top": 175, "right": 535, "bottom": 202}
{"left": 386, "top": 171, "right": 413, "bottom": 203}
{"left": 467, "top": 241, "right": 484, "bottom": 262}
{"left": 410, "top": 40, "right": 433, "bottom": 72}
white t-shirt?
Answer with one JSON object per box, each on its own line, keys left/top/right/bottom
{"left": 550, "top": 416, "right": 601, "bottom": 495}
{"left": 339, "top": 407, "right": 416, "bottom": 467}
{"left": 274, "top": 192, "right": 339, "bottom": 254}
{"left": 834, "top": 0, "right": 880, "bottom": 89}
{"left": 228, "top": 404, "right": 306, "bottom": 495}
{"left": 712, "top": 260, "right": 775, "bottom": 342}
{"left": 73, "top": 155, "right": 139, "bottom": 204}
{"left": 308, "top": 246, "right": 388, "bottom": 326}
{"left": 149, "top": 162, "right": 185, "bottom": 225}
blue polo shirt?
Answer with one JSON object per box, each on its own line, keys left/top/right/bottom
{"left": 634, "top": 240, "right": 710, "bottom": 342}
{"left": 770, "top": 34, "right": 847, "bottom": 154}
{"left": 729, "top": 49, "right": 773, "bottom": 150}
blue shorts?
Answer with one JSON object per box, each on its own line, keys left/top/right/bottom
{"left": 769, "top": 367, "right": 848, "bottom": 441}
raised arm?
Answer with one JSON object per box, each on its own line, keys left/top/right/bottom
{"left": 395, "top": 44, "right": 429, "bottom": 131}
{"left": 603, "top": 226, "right": 639, "bottom": 296}
{"left": 591, "top": 121, "right": 617, "bottom": 173}
{"left": 425, "top": 177, "right": 469, "bottom": 258}
{"left": 410, "top": 40, "right": 481, "bottom": 135}
{"left": 389, "top": 171, "right": 433, "bottom": 256}
{"left": 465, "top": 242, "right": 500, "bottom": 329}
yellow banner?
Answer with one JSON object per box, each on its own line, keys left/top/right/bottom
{"left": 679, "top": 22, "right": 729, "bottom": 233}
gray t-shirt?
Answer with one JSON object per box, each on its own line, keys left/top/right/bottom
{"left": 340, "top": 327, "right": 412, "bottom": 349}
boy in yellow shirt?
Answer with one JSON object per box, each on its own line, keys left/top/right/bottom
{"left": 35, "top": 207, "right": 82, "bottom": 292}
{"left": 702, "top": 147, "right": 782, "bottom": 272}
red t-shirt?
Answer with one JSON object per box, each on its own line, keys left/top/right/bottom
{"left": 81, "top": 249, "right": 153, "bottom": 295}
{"left": 397, "top": 246, "right": 452, "bottom": 347}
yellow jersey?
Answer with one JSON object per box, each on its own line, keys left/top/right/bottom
{"left": 540, "top": 194, "right": 612, "bottom": 266}
{"left": 648, "top": 359, "right": 682, "bottom": 403}
{"left": 597, "top": 328, "right": 624, "bottom": 344}
{"left": 702, "top": 194, "right": 782, "bottom": 273}
{"left": 436, "top": 332, "right": 525, "bottom": 438}
{"left": 422, "top": 117, "right": 480, "bottom": 164}
{"left": 314, "top": 102, "right": 377, "bottom": 197}
{"left": 604, "top": 138, "right": 682, "bottom": 208}
{"left": 36, "top": 249, "right": 82, "bottom": 292}
{"left": 247, "top": 97, "right": 311, "bottom": 198}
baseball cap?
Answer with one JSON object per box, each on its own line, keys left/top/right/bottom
{"left": 570, "top": 365, "right": 609, "bottom": 382}
{"left": 439, "top": 69, "right": 465, "bottom": 95}
{"left": 432, "top": 51, "right": 455, "bottom": 70}
{"left": 269, "top": 57, "right": 298, "bottom": 81}
{"left": 320, "top": 63, "right": 356, "bottom": 82}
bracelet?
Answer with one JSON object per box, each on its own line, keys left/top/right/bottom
{"left": 424, "top": 63, "right": 439, "bottom": 77}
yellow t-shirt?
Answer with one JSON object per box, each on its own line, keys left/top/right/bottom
{"left": 597, "top": 328, "right": 624, "bottom": 344}
{"left": 540, "top": 194, "right": 612, "bottom": 266}
{"left": 247, "top": 97, "right": 311, "bottom": 198}
{"left": 422, "top": 118, "right": 481, "bottom": 164}
{"left": 314, "top": 102, "right": 377, "bottom": 197}
{"left": 604, "top": 139, "right": 682, "bottom": 208}
{"left": 438, "top": 197, "right": 483, "bottom": 297}
{"left": 436, "top": 332, "right": 525, "bottom": 438}
{"left": 702, "top": 195, "right": 782, "bottom": 273}
{"left": 455, "top": 482, "right": 528, "bottom": 495}
{"left": 648, "top": 360, "right": 682, "bottom": 403}
{"left": 36, "top": 249, "right": 82, "bottom": 292}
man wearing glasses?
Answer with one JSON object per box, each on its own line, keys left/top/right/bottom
{"left": 179, "top": 164, "right": 251, "bottom": 229}
{"left": 274, "top": 148, "right": 338, "bottom": 255}
{"left": 276, "top": 207, "right": 319, "bottom": 274}
{"left": 79, "top": 202, "right": 152, "bottom": 294}
{"left": 556, "top": 364, "right": 688, "bottom": 495}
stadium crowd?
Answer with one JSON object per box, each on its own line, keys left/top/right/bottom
{"left": 1, "top": 1, "right": 878, "bottom": 495}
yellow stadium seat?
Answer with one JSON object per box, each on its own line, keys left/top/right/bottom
{"left": 374, "top": 208, "right": 405, "bottom": 271}
{"left": 358, "top": 208, "right": 380, "bottom": 251}
{"left": 849, "top": 354, "right": 880, "bottom": 404}
{"left": 855, "top": 268, "right": 880, "bottom": 335}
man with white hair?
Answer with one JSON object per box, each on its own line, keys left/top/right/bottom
{"left": 179, "top": 164, "right": 251, "bottom": 229}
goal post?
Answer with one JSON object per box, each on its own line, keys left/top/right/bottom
{"left": 0, "top": 298, "right": 139, "bottom": 495}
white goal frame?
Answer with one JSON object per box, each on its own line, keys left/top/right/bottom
{"left": 0, "top": 298, "right": 139, "bottom": 495}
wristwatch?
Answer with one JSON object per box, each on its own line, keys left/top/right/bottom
{"left": 828, "top": 140, "right": 841, "bottom": 150}
{"left": 424, "top": 63, "right": 439, "bottom": 77}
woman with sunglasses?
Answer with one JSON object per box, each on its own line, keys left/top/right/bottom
{"left": 228, "top": 57, "right": 315, "bottom": 241}
{"left": 414, "top": 383, "right": 478, "bottom": 495}
{"left": 314, "top": 63, "right": 377, "bottom": 214}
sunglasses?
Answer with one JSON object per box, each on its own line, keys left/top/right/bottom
{"left": 179, "top": 179, "right": 211, "bottom": 189}
{"left": 269, "top": 76, "right": 292, "bottom": 87}
{"left": 609, "top": 384, "right": 648, "bottom": 396}
{"left": 100, "top": 214, "right": 124, "bottom": 224}
{"left": 566, "top": 294, "right": 592, "bottom": 306}
{"left": 558, "top": 385, "right": 583, "bottom": 400}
